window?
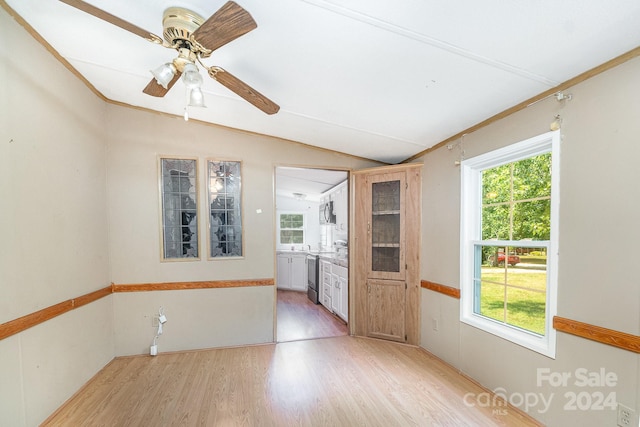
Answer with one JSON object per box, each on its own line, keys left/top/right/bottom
{"left": 460, "top": 131, "right": 559, "bottom": 357}
{"left": 159, "top": 157, "right": 199, "bottom": 260}
{"left": 207, "top": 160, "right": 243, "bottom": 258}
{"left": 279, "top": 213, "right": 305, "bottom": 245}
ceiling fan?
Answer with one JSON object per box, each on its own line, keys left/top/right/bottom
{"left": 59, "top": 0, "right": 280, "bottom": 115}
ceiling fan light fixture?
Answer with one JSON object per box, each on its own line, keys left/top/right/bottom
{"left": 188, "top": 87, "right": 206, "bottom": 108}
{"left": 182, "top": 63, "right": 203, "bottom": 89}
{"left": 63, "top": 0, "right": 279, "bottom": 113}
{"left": 151, "top": 63, "right": 177, "bottom": 89}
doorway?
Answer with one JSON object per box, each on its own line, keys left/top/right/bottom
{"left": 276, "top": 290, "right": 347, "bottom": 341}
{"left": 274, "top": 166, "right": 349, "bottom": 342}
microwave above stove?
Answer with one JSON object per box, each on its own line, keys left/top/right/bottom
{"left": 319, "top": 201, "right": 336, "bottom": 224}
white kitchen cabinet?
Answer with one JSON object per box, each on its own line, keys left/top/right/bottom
{"left": 320, "top": 181, "right": 348, "bottom": 234}
{"left": 331, "top": 272, "right": 340, "bottom": 314}
{"left": 319, "top": 257, "right": 348, "bottom": 321}
{"left": 277, "top": 253, "right": 308, "bottom": 291}
{"left": 320, "top": 259, "right": 332, "bottom": 310}
{"left": 338, "top": 274, "right": 348, "bottom": 321}
{"left": 332, "top": 264, "right": 348, "bottom": 322}
{"left": 332, "top": 182, "right": 348, "bottom": 233}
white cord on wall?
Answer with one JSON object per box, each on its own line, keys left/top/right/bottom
{"left": 150, "top": 306, "right": 167, "bottom": 356}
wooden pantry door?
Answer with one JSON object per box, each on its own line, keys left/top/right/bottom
{"left": 352, "top": 163, "right": 421, "bottom": 345}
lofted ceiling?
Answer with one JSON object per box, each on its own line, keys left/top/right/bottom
{"left": 4, "top": 0, "right": 640, "bottom": 164}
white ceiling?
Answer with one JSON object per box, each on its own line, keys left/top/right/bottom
{"left": 5, "top": 0, "right": 640, "bottom": 163}
{"left": 276, "top": 167, "right": 347, "bottom": 201}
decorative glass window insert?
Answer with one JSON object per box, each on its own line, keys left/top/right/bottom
{"left": 208, "top": 160, "right": 243, "bottom": 258}
{"left": 460, "top": 131, "right": 559, "bottom": 358}
{"left": 371, "top": 180, "right": 402, "bottom": 273}
{"left": 279, "top": 213, "right": 305, "bottom": 245}
{"left": 160, "top": 158, "right": 198, "bottom": 260}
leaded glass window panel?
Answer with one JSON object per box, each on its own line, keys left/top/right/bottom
{"left": 160, "top": 158, "right": 199, "bottom": 260}
{"left": 208, "top": 160, "right": 243, "bottom": 258}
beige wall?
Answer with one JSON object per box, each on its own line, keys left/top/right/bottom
{"left": 105, "top": 104, "right": 379, "bottom": 356}
{"left": 418, "top": 56, "right": 640, "bottom": 426}
{"left": 113, "top": 287, "right": 275, "bottom": 355}
{"left": 0, "top": 7, "right": 113, "bottom": 427}
{"left": 0, "top": 4, "right": 381, "bottom": 423}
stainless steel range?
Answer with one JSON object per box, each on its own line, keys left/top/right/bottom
{"left": 306, "top": 254, "right": 319, "bottom": 304}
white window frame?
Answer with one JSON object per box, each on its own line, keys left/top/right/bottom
{"left": 278, "top": 211, "right": 306, "bottom": 246}
{"left": 460, "top": 131, "right": 560, "bottom": 358}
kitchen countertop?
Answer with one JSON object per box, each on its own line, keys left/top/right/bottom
{"left": 319, "top": 253, "right": 348, "bottom": 268}
{"left": 276, "top": 250, "right": 348, "bottom": 268}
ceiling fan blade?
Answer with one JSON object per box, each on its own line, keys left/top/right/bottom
{"left": 209, "top": 67, "right": 279, "bottom": 115}
{"left": 192, "top": 1, "right": 257, "bottom": 52}
{"left": 59, "top": 0, "right": 162, "bottom": 43}
{"left": 143, "top": 72, "right": 181, "bottom": 97}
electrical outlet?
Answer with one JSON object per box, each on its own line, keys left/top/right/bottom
{"left": 151, "top": 316, "right": 159, "bottom": 327}
{"left": 617, "top": 403, "right": 634, "bottom": 426}
{"left": 432, "top": 318, "right": 439, "bottom": 331}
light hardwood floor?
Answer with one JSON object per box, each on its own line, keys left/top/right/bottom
{"left": 43, "top": 336, "right": 541, "bottom": 426}
{"left": 276, "top": 290, "right": 347, "bottom": 342}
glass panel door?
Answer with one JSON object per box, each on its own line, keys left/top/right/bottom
{"left": 369, "top": 172, "right": 405, "bottom": 280}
